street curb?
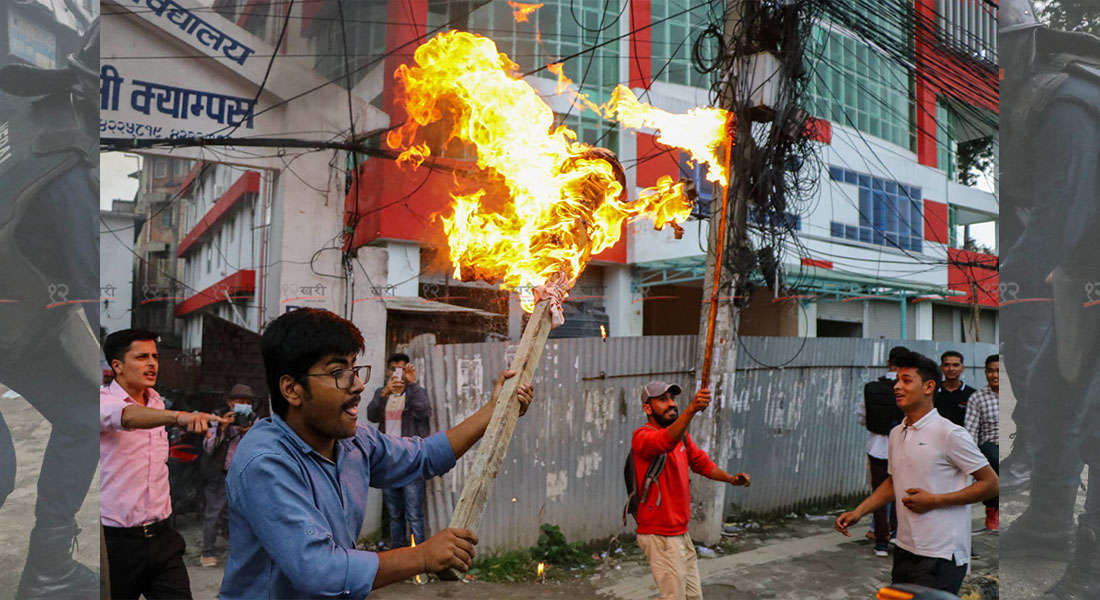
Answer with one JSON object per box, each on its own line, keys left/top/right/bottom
{"left": 960, "top": 574, "right": 997, "bottom": 600}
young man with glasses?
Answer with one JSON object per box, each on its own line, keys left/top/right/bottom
{"left": 835, "top": 351, "right": 998, "bottom": 595}
{"left": 219, "top": 308, "right": 535, "bottom": 599}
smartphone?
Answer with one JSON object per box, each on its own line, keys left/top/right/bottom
{"left": 392, "top": 366, "right": 404, "bottom": 381}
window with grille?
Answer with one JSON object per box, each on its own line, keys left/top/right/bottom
{"left": 311, "top": 1, "right": 389, "bottom": 90}
{"left": 807, "top": 25, "right": 914, "bottom": 150}
{"left": 828, "top": 165, "right": 923, "bottom": 253}
{"left": 650, "top": 1, "right": 718, "bottom": 88}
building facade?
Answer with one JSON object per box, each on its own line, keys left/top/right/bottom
{"left": 166, "top": 0, "right": 1000, "bottom": 347}
{"left": 131, "top": 156, "right": 193, "bottom": 346}
{"left": 100, "top": 199, "right": 139, "bottom": 337}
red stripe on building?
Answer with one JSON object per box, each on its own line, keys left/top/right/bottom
{"left": 178, "top": 171, "right": 261, "bottom": 256}
{"left": 179, "top": 161, "right": 204, "bottom": 195}
{"left": 804, "top": 117, "right": 831, "bottom": 144}
{"left": 175, "top": 270, "right": 256, "bottom": 317}
{"left": 635, "top": 132, "right": 680, "bottom": 188}
{"left": 946, "top": 248, "right": 998, "bottom": 308}
{"left": 628, "top": 0, "right": 652, "bottom": 88}
{"left": 922, "top": 199, "right": 948, "bottom": 244}
{"left": 801, "top": 258, "right": 833, "bottom": 270}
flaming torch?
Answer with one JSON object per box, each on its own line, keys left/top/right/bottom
{"left": 386, "top": 31, "right": 729, "bottom": 579}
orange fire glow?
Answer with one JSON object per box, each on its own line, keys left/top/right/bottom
{"left": 537, "top": 562, "right": 545, "bottom": 577}
{"left": 388, "top": 31, "right": 697, "bottom": 301}
{"left": 508, "top": 1, "right": 543, "bottom": 23}
{"left": 411, "top": 535, "right": 424, "bottom": 584}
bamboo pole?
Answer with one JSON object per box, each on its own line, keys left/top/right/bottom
{"left": 700, "top": 121, "right": 735, "bottom": 388}
{"left": 437, "top": 299, "right": 555, "bottom": 580}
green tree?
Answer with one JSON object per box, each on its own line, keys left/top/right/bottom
{"left": 1040, "top": 0, "right": 1100, "bottom": 35}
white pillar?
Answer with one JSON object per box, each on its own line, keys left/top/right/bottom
{"left": 604, "top": 264, "right": 642, "bottom": 336}
{"left": 350, "top": 246, "right": 389, "bottom": 538}
{"left": 797, "top": 301, "right": 818, "bottom": 337}
{"left": 914, "top": 301, "right": 933, "bottom": 340}
{"left": 385, "top": 241, "right": 421, "bottom": 297}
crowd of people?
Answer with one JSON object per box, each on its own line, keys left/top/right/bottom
{"left": 97, "top": 311, "right": 1007, "bottom": 600}
{"left": 97, "top": 309, "right": 534, "bottom": 598}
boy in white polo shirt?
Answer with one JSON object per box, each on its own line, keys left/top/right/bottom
{"left": 834, "top": 351, "right": 999, "bottom": 594}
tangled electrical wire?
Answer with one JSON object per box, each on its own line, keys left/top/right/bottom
{"left": 692, "top": 0, "right": 827, "bottom": 303}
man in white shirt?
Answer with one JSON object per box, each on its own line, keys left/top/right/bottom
{"left": 836, "top": 351, "right": 999, "bottom": 594}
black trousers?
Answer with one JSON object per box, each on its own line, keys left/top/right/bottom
{"left": 104, "top": 526, "right": 192, "bottom": 599}
{"left": 869, "top": 456, "right": 897, "bottom": 544}
{"left": 978, "top": 442, "right": 999, "bottom": 509}
{"left": 891, "top": 546, "right": 968, "bottom": 596}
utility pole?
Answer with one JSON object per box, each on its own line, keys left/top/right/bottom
{"left": 688, "top": 0, "right": 755, "bottom": 546}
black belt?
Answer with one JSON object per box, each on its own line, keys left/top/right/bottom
{"left": 103, "top": 519, "right": 171, "bottom": 539}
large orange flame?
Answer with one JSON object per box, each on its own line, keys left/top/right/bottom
{"left": 388, "top": 31, "right": 697, "bottom": 298}
{"left": 545, "top": 64, "right": 731, "bottom": 186}
{"left": 606, "top": 86, "right": 729, "bottom": 186}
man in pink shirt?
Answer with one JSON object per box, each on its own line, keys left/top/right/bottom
{"left": 99, "top": 329, "right": 227, "bottom": 598}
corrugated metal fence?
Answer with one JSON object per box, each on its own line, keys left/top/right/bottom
{"left": 405, "top": 335, "right": 995, "bottom": 552}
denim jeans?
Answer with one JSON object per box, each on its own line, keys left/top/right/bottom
{"left": 383, "top": 481, "right": 426, "bottom": 548}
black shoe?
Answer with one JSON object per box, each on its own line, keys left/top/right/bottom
{"left": 1000, "top": 432, "right": 1032, "bottom": 493}
{"left": 1041, "top": 525, "right": 1100, "bottom": 599}
{"left": 1001, "top": 486, "right": 1078, "bottom": 561}
{"left": 15, "top": 521, "right": 99, "bottom": 599}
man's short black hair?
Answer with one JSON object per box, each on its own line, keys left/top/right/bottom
{"left": 387, "top": 352, "right": 410, "bottom": 365}
{"left": 262, "top": 308, "right": 365, "bottom": 418}
{"left": 940, "top": 350, "right": 964, "bottom": 363}
{"left": 894, "top": 351, "right": 943, "bottom": 388}
{"left": 985, "top": 354, "right": 999, "bottom": 368}
{"left": 103, "top": 329, "right": 159, "bottom": 371}
{"left": 887, "top": 346, "right": 910, "bottom": 365}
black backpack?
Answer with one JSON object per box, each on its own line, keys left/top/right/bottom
{"left": 864, "top": 377, "right": 904, "bottom": 435}
{"left": 622, "top": 449, "right": 668, "bottom": 526}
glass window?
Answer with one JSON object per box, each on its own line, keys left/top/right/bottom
{"left": 829, "top": 165, "right": 922, "bottom": 250}
{"left": 807, "top": 22, "right": 913, "bottom": 149}
{"left": 310, "top": 1, "right": 389, "bottom": 90}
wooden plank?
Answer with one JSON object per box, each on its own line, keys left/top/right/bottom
{"left": 437, "top": 299, "right": 554, "bottom": 580}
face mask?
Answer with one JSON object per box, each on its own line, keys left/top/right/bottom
{"left": 233, "top": 403, "right": 253, "bottom": 416}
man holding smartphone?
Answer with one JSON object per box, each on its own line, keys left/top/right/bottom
{"left": 367, "top": 353, "right": 433, "bottom": 549}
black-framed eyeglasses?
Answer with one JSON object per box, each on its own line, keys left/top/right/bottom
{"left": 302, "top": 365, "right": 371, "bottom": 390}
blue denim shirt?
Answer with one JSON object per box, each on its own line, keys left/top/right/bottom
{"left": 219, "top": 414, "right": 456, "bottom": 599}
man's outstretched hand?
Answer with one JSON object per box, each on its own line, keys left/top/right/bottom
{"left": 729, "top": 472, "right": 751, "bottom": 487}
{"left": 835, "top": 511, "right": 861, "bottom": 536}
{"left": 419, "top": 528, "right": 479, "bottom": 573}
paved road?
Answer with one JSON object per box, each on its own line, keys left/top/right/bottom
{"left": 0, "top": 388, "right": 100, "bottom": 600}
{"left": 998, "top": 370, "right": 1087, "bottom": 600}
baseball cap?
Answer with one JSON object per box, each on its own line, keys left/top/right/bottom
{"left": 641, "top": 381, "right": 682, "bottom": 404}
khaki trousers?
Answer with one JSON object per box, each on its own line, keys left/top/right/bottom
{"left": 637, "top": 532, "right": 702, "bottom": 600}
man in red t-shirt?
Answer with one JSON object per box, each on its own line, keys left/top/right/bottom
{"left": 633, "top": 381, "right": 751, "bottom": 600}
